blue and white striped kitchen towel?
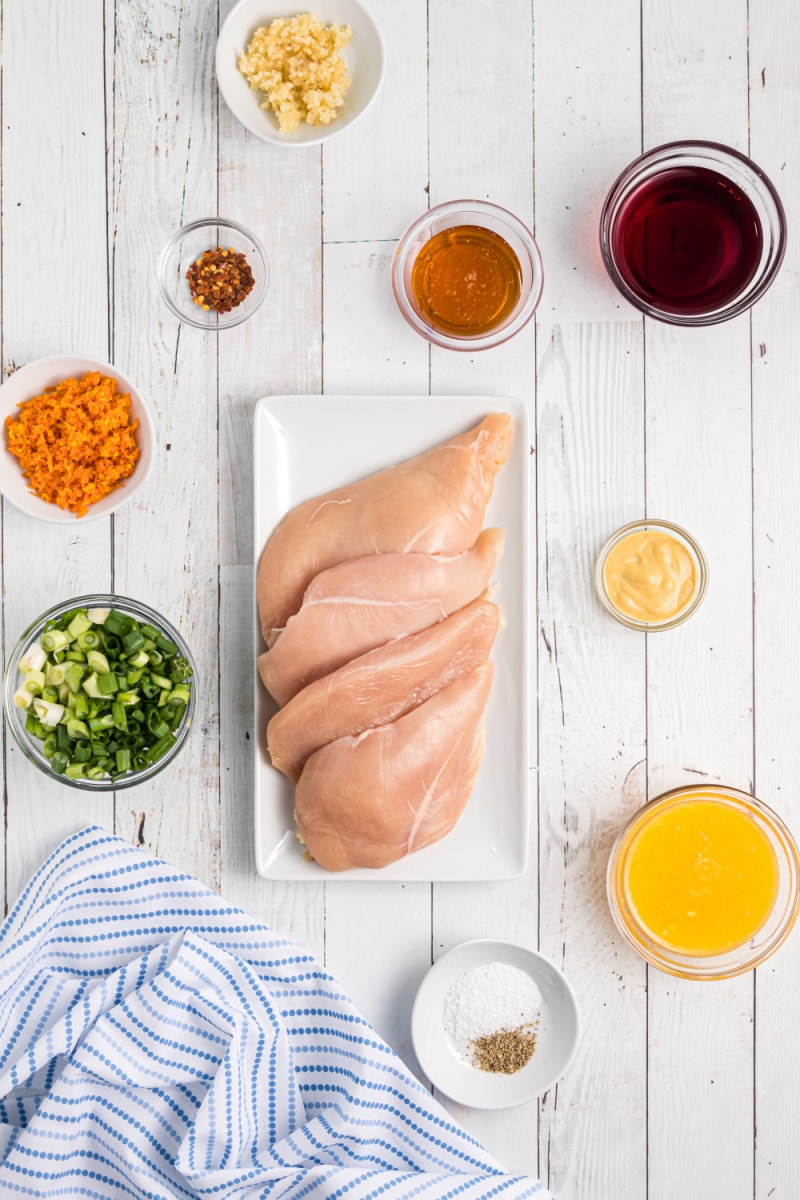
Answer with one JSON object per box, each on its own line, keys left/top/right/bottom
{"left": 0, "top": 826, "right": 548, "bottom": 1199}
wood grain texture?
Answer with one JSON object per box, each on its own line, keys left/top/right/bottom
{"left": 642, "top": 1, "right": 755, "bottom": 1194}
{"left": 536, "top": 319, "right": 648, "bottom": 1200}
{"left": 425, "top": 0, "right": 538, "bottom": 1173}
{"left": 109, "top": 0, "right": 221, "bottom": 888}
{"left": 749, "top": 2, "right": 800, "bottom": 1196}
{"left": 533, "top": 0, "right": 642, "bottom": 323}
{"left": 1, "top": 0, "right": 113, "bottom": 908}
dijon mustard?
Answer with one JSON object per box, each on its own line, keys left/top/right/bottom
{"left": 602, "top": 527, "right": 697, "bottom": 624}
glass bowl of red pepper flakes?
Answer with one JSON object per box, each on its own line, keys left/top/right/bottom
{"left": 158, "top": 217, "right": 269, "bottom": 330}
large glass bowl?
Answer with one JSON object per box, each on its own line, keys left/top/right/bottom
{"left": 4, "top": 594, "right": 197, "bottom": 791}
{"left": 599, "top": 140, "right": 787, "bottom": 326}
{"left": 607, "top": 785, "right": 800, "bottom": 980}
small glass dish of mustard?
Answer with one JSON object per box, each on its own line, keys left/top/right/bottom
{"left": 391, "top": 199, "right": 543, "bottom": 351}
{"left": 607, "top": 785, "right": 800, "bottom": 980}
{"left": 594, "top": 518, "right": 708, "bottom": 631}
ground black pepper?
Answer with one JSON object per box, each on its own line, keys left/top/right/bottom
{"left": 469, "top": 1024, "right": 538, "bottom": 1074}
{"left": 186, "top": 246, "right": 255, "bottom": 314}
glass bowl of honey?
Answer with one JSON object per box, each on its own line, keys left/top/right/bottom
{"left": 391, "top": 200, "right": 543, "bottom": 350}
{"left": 607, "top": 785, "right": 800, "bottom": 980}
{"left": 594, "top": 518, "right": 708, "bottom": 631}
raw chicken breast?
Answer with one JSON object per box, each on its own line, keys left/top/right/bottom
{"left": 294, "top": 663, "right": 494, "bottom": 871}
{"left": 257, "top": 413, "right": 513, "bottom": 642}
{"left": 258, "top": 528, "right": 504, "bottom": 706}
{"left": 267, "top": 599, "right": 499, "bottom": 781}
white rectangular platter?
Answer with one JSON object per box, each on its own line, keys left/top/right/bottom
{"left": 253, "top": 395, "right": 530, "bottom": 881}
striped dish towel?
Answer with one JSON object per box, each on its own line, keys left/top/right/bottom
{"left": 0, "top": 827, "right": 548, "bottom": 1199}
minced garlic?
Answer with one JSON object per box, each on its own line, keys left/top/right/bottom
{"left": 238, "top": 13, "right": 352, "bottom": 133}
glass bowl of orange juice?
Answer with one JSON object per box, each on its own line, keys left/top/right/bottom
{"left": 607, "top": 785, "right": 800, "bottom": 980}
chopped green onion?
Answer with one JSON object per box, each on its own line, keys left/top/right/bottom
{"left": 104, "top": 612, "right": 134, "bottom": 636}
{"left": 73, "top": 740, "right": 93, "bottom": 763}
{"left": 23, "top": 670, "right": 46, "bottom": 695}
{"left": 122, "top": 631, "right": 145, "bottom": 654}
{"left": 20, "top": 643, "right": 46, "bottom": 673}
{"left": 15, "top": 604, "right": 193, "bottom": 782}
{"left": 64, "top": 663, "right": 84, "bottom": 692}
{"left": 33, "top": 699, "right": 65, "bottom": 727}
{"left": 96, "top": 672, "right": 119, "bottom": 696}
{"left": 67, "top": 613, "right": 93, "bottom": 638}
{"left": 46, "top": 662, "right": 69, "bottom": 687}
{"left": 87, "top": 650, "right": 110, "bottom": 674}
{"left": 66, "top": 717, "right": 91, "bottom": 740}
{"left": 41, "top": 629, "right": 70, "bottom": 653}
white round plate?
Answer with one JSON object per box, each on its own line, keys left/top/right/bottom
{"left": 0, "top": 354, "right": 154, "bottom": 523}
{"left": 411, "top": 939, "right": 580, "bottom": 1109}
{"left": 216, "top": 0, "right": 385, "bottom": 147}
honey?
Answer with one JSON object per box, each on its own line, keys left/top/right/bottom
{"left": 411, "top": 225, "right": 522, "bottom": 337}
{"left": 619, "top": 792, "right": 780, "bottom": 957}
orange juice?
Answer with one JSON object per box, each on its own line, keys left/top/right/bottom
{"left": 619, "top": 792, "right": 780, "bottom": 957}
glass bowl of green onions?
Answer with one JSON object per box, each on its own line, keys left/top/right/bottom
{"left": 3, "top": 594, "right": 196, "bottom": 790}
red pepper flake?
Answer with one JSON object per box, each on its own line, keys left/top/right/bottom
{"left": 186, "top": 246, "right": 255, "bottom": 314}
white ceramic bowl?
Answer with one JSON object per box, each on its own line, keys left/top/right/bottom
{"left": 411, "top": 939, "right": 580, "bottom": 1109}
{"left": 0, "top": 355, "right": 154, "bottom": 523}
{"left": 216, "top": 0, "right": 385, "bottom": 147}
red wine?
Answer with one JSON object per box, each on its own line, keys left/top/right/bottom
{"left": 610, "top": 166, "right": 763, "bottom": 315}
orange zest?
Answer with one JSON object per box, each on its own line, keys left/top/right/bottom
{"left": 5, "top": 371, "right": 140, "bottom": 518}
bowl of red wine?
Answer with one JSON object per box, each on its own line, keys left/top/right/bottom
{"left": 599, "top": 140, "right": 786, "bottom": 326}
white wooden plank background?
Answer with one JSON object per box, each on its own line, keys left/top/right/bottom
{"left": 2, "top": 1, "right": 800, "bottom": 1197}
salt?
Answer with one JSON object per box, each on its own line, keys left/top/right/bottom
{"left": 443, "top": 961, "right": 542, "bottom": 1042}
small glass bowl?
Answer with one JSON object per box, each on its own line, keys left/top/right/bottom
{"left": 391, "top": 199, "right": 544, "bottom": 351}
{"left": 607, "top": 785, "right": 800, "bottom": 980}
{"left": 3, "top": 594, "right": 197, "bottom": 791}
{"left": 599, "top": 140, "right": 787, "bottom": 326}
{"left": 594, "top": 518, "right": 708, "bottom": 631}
{"left": 158, "top": 217, "right": 268, "bottom": 330}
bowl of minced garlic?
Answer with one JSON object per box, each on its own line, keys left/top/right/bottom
{"left": 0, "top": 356, "right": 153, "bottom": 523}
{"left": 215, "top": 0, "right": 385, "bottom": 146}
{"left": 595, "top": 518, "right": 709, "bottom": 631}
{"left": 411, "top": 940, "right": 580, "bottom": 1109}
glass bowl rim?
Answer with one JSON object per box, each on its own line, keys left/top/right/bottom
{"left": 606, "top": 784, "right": 800, "bottom": 980}
{"left": 594, "top": 517, "right": 709, "bottom": 631}
{"left": 391, "top": 198, "right": 544, "bottom": 351}
{"left": 157, "top": 216, "right": 269, "bottom": 330}
{"left": 598, "top": 138, "right": 788, "bottom": 326}
{"left": 3, "top": 592, "right": 198, "bottom": 791}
